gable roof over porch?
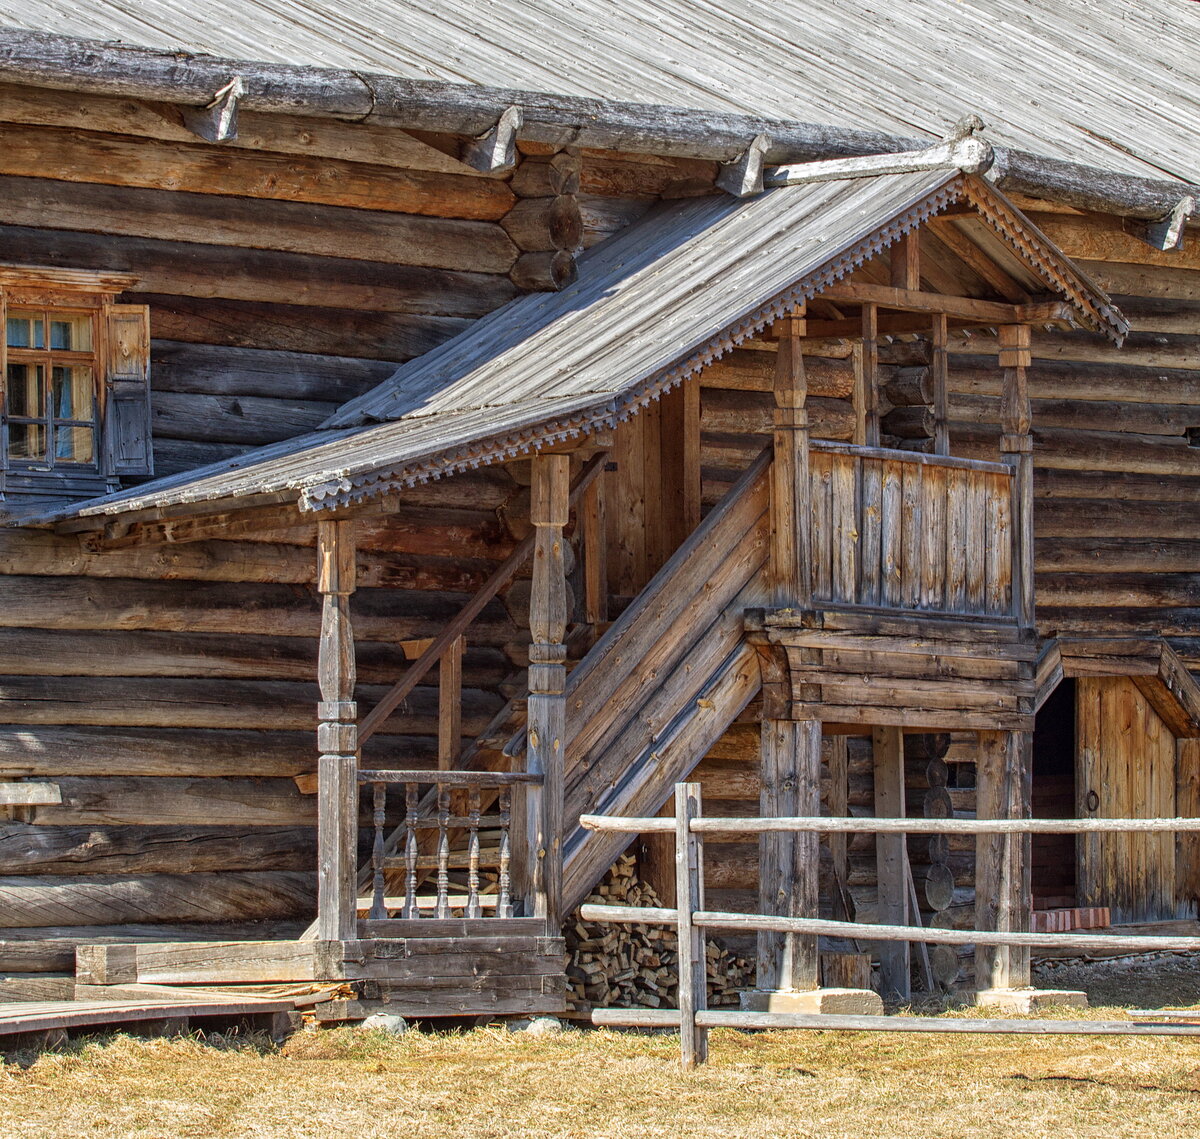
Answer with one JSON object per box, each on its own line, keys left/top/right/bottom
{"left": 22, "top": 151, "right": 1126, "bottom": 527}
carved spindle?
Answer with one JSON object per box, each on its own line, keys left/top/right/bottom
{"left": 436, "top": 784, "right": 451, "bottom": 919}
{"left": 467, "top": 785, "right": 482, "bottom": 919}
{"left": 402, "top": 782, "right": 419, "bottom": 919}
{"left": 498, "top": 785, "right": 513, "bottom": 918}
{"left": 368, "top": 781, "right": 387, "bottom": 920}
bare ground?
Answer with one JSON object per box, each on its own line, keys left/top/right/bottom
{"left": 4, "top": 956, "right": 1200, "bottom": 1139}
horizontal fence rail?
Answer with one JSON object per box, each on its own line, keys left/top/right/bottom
{"left": 581, "top": 782, "right": 1200, "bottom": 1066}
{"left": 580, "top": 814, "right": 1200, "bottom": 835}
{"left": 358, "top": 769, "right": 542, "bottom": 922}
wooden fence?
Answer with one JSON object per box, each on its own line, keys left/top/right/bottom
{"left": 580, "top": 782, "right": 1200, "bottom": 1068}
{"left": 809, "top": 442, "right": 1014, "bottom": 618}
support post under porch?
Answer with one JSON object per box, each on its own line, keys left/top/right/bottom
{"left": 526, "top": 453, "right": 570, "bottom": 930}
{"left": 315, "top": 518, "right": 359, "bottom": 943}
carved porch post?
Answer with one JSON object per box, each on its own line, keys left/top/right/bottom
{"left": 316, "top": 518, "right": 359, "bottom": 942}
{"left": 999, "top": 324, "right": 1034, "bottom": 628}
{"left": 527, "top": 453, "right": 570, "bottom": 929}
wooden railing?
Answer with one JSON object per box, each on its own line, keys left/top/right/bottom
{"left": 580, "top": 782, "right": 1200, "bottom": 1068}
{"left": 358, "top": 770, "right": 542, "bottom": 921}
{"left": 808, "top": 441, "right": 1015, "bottom": 619}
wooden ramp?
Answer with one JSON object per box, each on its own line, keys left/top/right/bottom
{"left": 0, "top": 988, "right": 294, "bottom": 1039}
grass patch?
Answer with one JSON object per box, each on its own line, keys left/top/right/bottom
{"left": 2, "top": 1008, "right": 1200, "bottom": 1138}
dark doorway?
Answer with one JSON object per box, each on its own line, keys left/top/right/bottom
{"left": 1031, "top": 678, "right": 1077, "bottom": 909}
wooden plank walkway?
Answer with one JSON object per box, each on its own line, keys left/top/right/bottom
{"left": 0, "top": 989, "right": 294, "bottom": 1037}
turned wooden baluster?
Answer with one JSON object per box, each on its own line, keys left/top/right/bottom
{"left": 466, "top": 785, "right": 482, "bottom": 919}
{"left": 402, "top": 782, "right": 420, "bottom": 920}
{"left": 368, "top": 782, "right": 388, "bottom": 920}
{"left": 498, "top": 785, "right": 513, "bottom": 919}
{"left": 435, "top": 784, "right": 452, "bottom": 919}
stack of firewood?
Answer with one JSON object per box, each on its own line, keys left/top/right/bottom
{"left": 566, "top": 855, "right": 754, "bottom": 1010}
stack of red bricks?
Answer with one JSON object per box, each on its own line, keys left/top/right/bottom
{"left": 1031, "top": 906, "right": 1110, "bottom": 933}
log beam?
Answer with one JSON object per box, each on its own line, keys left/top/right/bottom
{"left": 1000, "top": 324, "right": 1035, "bottom": 627}
{"left": 315, "top": 519, "right": 358, "bottom": 942}
{"left": 873, "top": 726, "right": 910, "bottom": 1000}
{"left": 770, "top": 311, "right": 812, "bottom": 608}
{"left": 527, "top": 453, "right": 570, "bottom": 929}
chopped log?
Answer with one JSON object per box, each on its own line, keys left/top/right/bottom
{"left": 884, "top": 367, "right": 935, "bottom": 407}
{"left": 578, "top": 194, "right": 654, "bottom": 245}
{"left": 882, "top": 406, "right": 936, "bottom": 440}
{"left": 510, "top": 250, "right": 578, "bottom": 292}
{"left": 500, "top": 195, "right": 582, "bottom": 251}
{"left": 511, "top": 153, "right": 581, "bottom": 197}
{"left": 700, "top": 349, "right": 857, "bottom": 397}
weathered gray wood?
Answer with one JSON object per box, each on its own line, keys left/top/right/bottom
{"left": 0, "top": 29, "right": 1188, "bottom": 222}
{"left": 527, "top": 453, "right": 570, "bottom": 928}
{"left": 0, "top": 783, "right": 60, "bottom": 806}
{"left": 0, "top": 224, "right": 515, "bottom": 316}
{"left": 674, "top": 781, "right": 707, "bottom": 1068}
{"left": 757, "top": 719, "right": 820, "bottom": 993}
{"left": 770, "top": 315, "right": 812, "bottom": 607}
{"left": 316, "top": 520, "right": 358, "bottom": 943}
{"left": 872, "top": 727, "right": 910, "bottom": 1000}
{"left": 0, "top": 176, "right": 519, "bottom": 271}
{"left": 593, "top": 1007, "right": 1200, "bottom": 1036}
{"left": 0, "top": 823, "right": 313, "bottom": 874}
{"left": 0, "top": 993, "right": 295, "bottom": 1037}
{"left": 0, "top": 872, "right": 315, "bottom": 928}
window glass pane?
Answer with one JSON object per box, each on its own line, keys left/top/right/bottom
{"left": 55, "top": 425, "right": 95, "bottom": 464}
{"left": 52, "top": 365, "right": 94, "bottom": 419}
{"left": 49, "top": 315, "right": 92, "bottom": 352}
{"left": 8, "top": 422, "right": 46, "bottom": 462}
{"left": 7, "top": 363, "right": 45, "bottom": 417}
{"left": 7, "top": 312, "right": 44, "bottom": 349}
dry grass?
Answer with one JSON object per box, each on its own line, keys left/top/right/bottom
{"left": 3, "top": 1003, "right": 1200, "bottom": 1139}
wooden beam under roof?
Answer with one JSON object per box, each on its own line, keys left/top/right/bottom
{"left": 820, "top": 283, "right": 1073, "bottom": 325}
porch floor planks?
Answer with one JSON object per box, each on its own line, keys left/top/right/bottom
{"left": 0, "top": 991, "right": 295, "bottom": 1037}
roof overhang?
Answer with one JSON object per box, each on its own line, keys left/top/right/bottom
{"left": 20, "top": 162, "right": 1127, "bottom": 529}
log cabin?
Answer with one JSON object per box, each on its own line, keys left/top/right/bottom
{"left": 0, "top": 2, "right": 1196, "bottom": 1016}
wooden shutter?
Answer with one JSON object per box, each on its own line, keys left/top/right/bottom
{"left": 103, "top": 304, "right": 153, "bottom": 477}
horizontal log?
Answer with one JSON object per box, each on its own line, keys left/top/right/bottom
{"left": 1037, "top": 538, "right": 1200, "bottom": 573}
{"left": 583, "top": 814, "right": 1200, "bottom": 835}
{"left": 1036, "top": 573, "right": 1200, "bottom": 609}
{"left": 952, "top": 327, "right": 1200, "bottom": 370}
{"left": 0, "top": 676, "right": 501, "bottom": 733}
{"left": 881, "top": 405, "right": 935, "bottom": 439}
{"left": 700, "top": 350, "right": 857, "bottom": 397}
{"left": 31, "top": 776, "right": 316, "bottom": 827}
{"left": 0, "top": 823, "right": 314, "bottom": 874}
{"left": 700, "top": 390, "right": 855, "bottom": 439}
{"left": 0, "top": 224, "right": 516, "bottom": 316}
{"left": 1036, "top": 468, "right": 1200, "bottom": 503}
{"left": 949, "top": 357, "right": 1200, "bottom": 408}
{"left": 0, "top": 175, "right": 519, "bottom": 271}
{"left": 951, "top": 392, "right": 1197, "bottom": 437}
{"left": 0, "top": 871, "right": 315, "bottom": 927}
{"left": 0, "top": 575, "right": 518, "bottom": 642}
{"left": 579, "top": 150, "right": 717, "bottom": 198}
{"left": 1074, "top": 261, "right": 1200, "bottom": 302}
{"left": 151, "top": 390, "right": 339, "bottom": 446}
{"left": 0, "top": 122, "right": 515, "bottom": 219}
{"left": 578, "top": 194, "right": 654, "bottom": 244}
{"left": 150, "top": 438, "right": 253, "bottom": 477}
{"left": 0, "top": 80, "right": 481, "bottom": 176}
{"left": 0, "top": 920, "right": 309, "bottom": 972}
{"left": 950, "top": 423, "right": 1200, "bottom": 476}
{"left": 0, "top": 29, "right": 1186, "bottom": 222}
{"left": 0, "top": 726, "right": 315, "bottom": 778}
{"left": 510, "top": 153, "right": 581, "bottom": 197}
{"left": 509, "top": 250, "right": 578, "bottom": 292}
{"left": 150, "top": 341, "right": 396, "bottom": 402}
{"left": 883, "top": 368, "right": 934, "bottom": 407}
{"left": 136, "top": 293, "right": 472, "bottom": 361}
{"left": 1023, "top": 211, "right": 1200, "bottom": 273}
{"left": 1034, "top": 497, "right": 1200, "bottom": 539}
{"left": 1113, "top": 295, "right": 1200, "bottom": 335}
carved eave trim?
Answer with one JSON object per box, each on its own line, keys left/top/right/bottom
{"left": 961, "top": 176, "right": 1129, "bottom": 344}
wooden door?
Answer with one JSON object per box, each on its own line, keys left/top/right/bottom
{"left": 1076, "top": 677, "right": 1178, "bottom": 924}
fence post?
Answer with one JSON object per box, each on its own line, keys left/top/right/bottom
{"left": 675, "top": 781, "right": 708, "bottom": 1068}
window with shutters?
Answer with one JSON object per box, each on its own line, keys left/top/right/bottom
{"left": 0, "top": 267, "right": 152, "bottom": 503}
